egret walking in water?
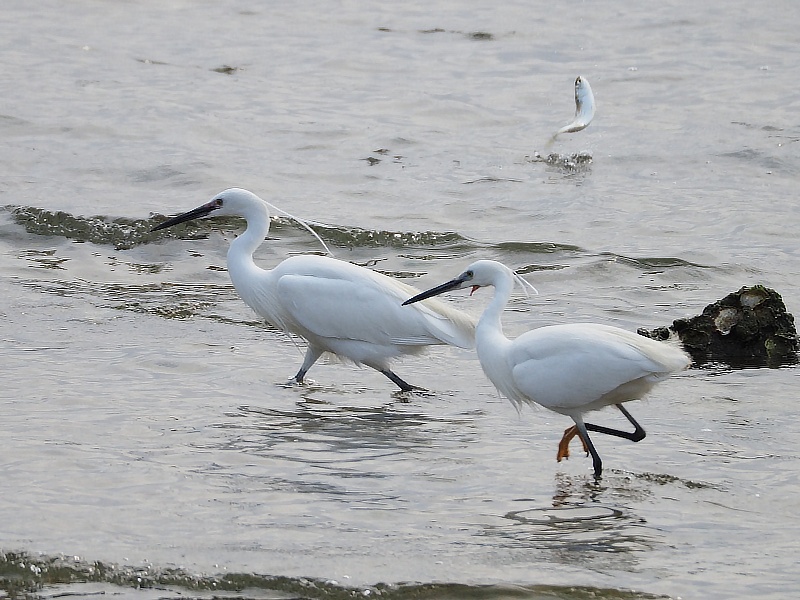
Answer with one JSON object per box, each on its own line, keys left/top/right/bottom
{"left": 152, "top": 188, "right": 475, "bottom": 391}
{"left": 403, "top": 260, "right": 690, "bottom": 477}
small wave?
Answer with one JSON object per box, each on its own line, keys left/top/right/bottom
{"left": 8, "top": 205, "right": 157, "bottom": 250}
{"left": 6, "top": 205, "right": 474, "bottom": 252}
{"left": 462, "top": 176, "right": 523, "bottom": 185}
{"left": 605, "top": 253, "right": 708, "bottom": 271}
{"left": 0, "top": 551, "right": 667, "bottom": 599}
{"left": 6, "top": 206, "right": 603, "bottom": 274}
{"left": 719, "top": 147, "right": 800, "bottom": 176}
{"left": 495, "top": 241, "right": 583, "bottom": 255}
{"left": 314, "top": 224, "right": 468, "bottom": 249}
{"left": 633, "top": 472, "right": 722, "bottom": 490}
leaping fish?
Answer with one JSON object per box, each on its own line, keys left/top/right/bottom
{"left": 550, "top": 75, "right": 595, "bottom": 143}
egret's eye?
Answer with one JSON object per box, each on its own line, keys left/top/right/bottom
{"left": 464, "top": 270, "right": 474, "bottom": 279}
{"left": 213, "top": 198, "right": 224, "bottom": 208}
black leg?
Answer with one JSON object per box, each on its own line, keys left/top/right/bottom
{"left": 617, "top": 404, "right": 646, "bottom": 441}
{"left": 574, "top": 420, "right": 603, "bottom": 478}
{"left": 584, "top": 404, "right": 646, "bottom": 443}
{"left": 378, "top": 368, "right": 419, "bottom": 392}
{"left": 292, "top": 347, "right": 323, "bottom": 384}
{"left": 292, "top": 366, "right": 308, "bottom": 384}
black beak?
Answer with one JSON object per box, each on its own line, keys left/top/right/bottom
{"left": 403, "top": 273, "right": 470, "bottom": 306}
{"left": 151, "top": 200, "right": 219, "bottom": 232}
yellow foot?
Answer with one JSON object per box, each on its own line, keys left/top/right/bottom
{"left": 556, "top": 425, "right": 590, "bottom": 462}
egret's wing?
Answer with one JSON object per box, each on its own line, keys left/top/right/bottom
{"left": 276, "top": 273, "right": 472, "bottom": 348}
{"left": 509, "top": 324, "right": 682, "bottom": 411}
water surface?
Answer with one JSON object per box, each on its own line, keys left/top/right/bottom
{"left": 2, "top": 1, "right": 800, "bottom": 598}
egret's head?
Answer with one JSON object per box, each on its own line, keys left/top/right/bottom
{"left": 150, "top": 188, "right": 263, "bottom": 231}
{"left": 458, "top": 260, "right": 514, "bottom": 293}
{"left": 210, "top": 188, "right": 263, "bottom": 218}
{"left": 403, "top": 260, "right": 535, "bottom": 306}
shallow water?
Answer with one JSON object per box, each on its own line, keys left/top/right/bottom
{"left": 2, "top": 1, "right": 800, "bottom": 599}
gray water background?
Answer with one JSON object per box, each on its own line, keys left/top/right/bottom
{"left": 2, "top": 1, "right": 800, "bottom": 598}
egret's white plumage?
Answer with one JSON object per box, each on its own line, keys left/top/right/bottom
{"left": 403, "top": 260, "right": 690, "bottom": 477}
{"left": 152, "top": 188, "right": 475, "bottom": 390}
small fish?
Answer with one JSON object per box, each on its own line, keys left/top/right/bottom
{"left": 550, "top": 75, "right": 595, "bottom": 142}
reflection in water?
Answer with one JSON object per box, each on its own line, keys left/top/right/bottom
{"left": 551, "top": 471, "right": 608, "bottom": 507}
{"left": 478, "top": 473, "right": 659, "bottom": 573}
{"left": 196, "top": 397, "right": 485, "bottom": 505}
{"left": 212, "top": 398, "right": 481, "bottom": 460}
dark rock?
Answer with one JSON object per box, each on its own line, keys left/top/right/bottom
{"left": 638, "top": 285, "right": 798, "bottom": 368}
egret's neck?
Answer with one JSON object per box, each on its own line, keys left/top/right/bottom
{"left": 475, "top": 274, "right": 514, "bottom": 359}
{"left": 475, "top": 271, "right": 524, "bottom": 404}
{"left": 226, "top": 205, "right": 271, "bottom": 291}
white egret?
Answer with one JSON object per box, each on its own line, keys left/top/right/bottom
{"left": 152, "top": 188, "right": 475, "bottom": 391}
{"left": 403, "top": 260, "right": 690, "bottom": 477}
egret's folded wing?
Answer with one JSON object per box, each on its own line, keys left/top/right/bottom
{"left": 509, "top": 326, "right": 671, "bottom": 411}
{"left": 277, "top": 274, "right": 449, "bottom": 346}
